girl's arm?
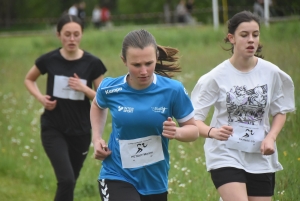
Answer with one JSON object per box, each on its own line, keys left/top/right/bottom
{"left": 24, "top": 65, "right": 57, "bottom": 110}
{"left": 162, "top": 117, "right": 199, "bottom": 142}
{"left": 261, "top": 113, "right": 286, "bottom": 155}
{"left": 195, "top": 120, "right": 233, "bottom": 141}
{"left": 90, "top": 99, "right": 111, "bottom": 160}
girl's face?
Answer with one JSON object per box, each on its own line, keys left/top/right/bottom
{"left": 123, "top": 45, "right": 157, "bottom": 90}
{"left": 228, "top": 20, "right": 260, "bottom": 58}
{"left": 57, "top": 22, "right": 82, "bottom": 53}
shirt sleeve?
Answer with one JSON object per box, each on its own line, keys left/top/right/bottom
{"left": 269, "top": 70, "right": 295, "bottom": 116}
{"left": 172, "top": 82, "right": 194, "bottom": 123}
{"left": 95, "top": 78, "right": 108, "bottom": 109}
{"left": 90, "top": 58, "right": 107, "bottom": 80}
{"left": 191, "top": 73, "right": 220, "bottom": 121}
{"left": 35, "top": 54, "right": 48, "bottom": 75}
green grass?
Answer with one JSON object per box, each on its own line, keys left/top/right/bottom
{"left": 0, "top": 22, "right": 299, "bottom": 201}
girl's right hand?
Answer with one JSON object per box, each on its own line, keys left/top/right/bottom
{"left": 210, "top": 125, "right": 233, "bottom": 141}
{"left": 93, "top": 139, "right": 112, "bottom": 161}
{"left": 40, "top": 95, "right": 57, "bottom": 110}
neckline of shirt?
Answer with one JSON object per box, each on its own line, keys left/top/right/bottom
{"left": 58, "top": 48, "right": 85, "bottom": 62}
{"left": 122, "top": 73, "right": 157, "bottom": 93}
{"left": 226, "top": 58, "right": 260, "bottom": 75}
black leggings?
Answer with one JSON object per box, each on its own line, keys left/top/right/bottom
{"left": 41, "top": 127, "right": 91, "bottom": 201}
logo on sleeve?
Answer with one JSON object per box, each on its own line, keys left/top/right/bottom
{"left": 105, "top": 87, "right": 122, "bottom": 94}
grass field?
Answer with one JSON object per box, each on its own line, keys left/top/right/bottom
{"left": 0, "top": 21, "right": 299, "bottom": 201}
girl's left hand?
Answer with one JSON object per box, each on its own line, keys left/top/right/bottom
{"left": 162, "top": 117, "right": 177, "bottom": 140}
{"left": 260, "top": 135, "right": 275, "bottom": 155}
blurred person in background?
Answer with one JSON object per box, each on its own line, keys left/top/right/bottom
{"left": 90, "top": 29, "right": 199, "bottom": 201}
{"left": 176, "top": 0, "right": 188, "bottom": 23}
{"left": 253, "top": 0, "right": 275, "bottom": 19}
{"left": 253, "top": 0, "right": 264, "bottom": 18}
{"left": 163, "top": 1, "right": 171, "bottom": 24}
{"left": 77, "top": 1, "right": 86, "bottom": 27}
{"left": 185, "top": 0, "right": 194, "bottom": 14}
{"left": 185, "top": 0, "right": 195, "bottom": 23}
{"left": 191, "top": 10, "right": 295, "bottom": 201}
{"left": 68, "top": 3, "right": 78, "bottom": 16}
{"left": 100, "top": 6, "right": 111, "bottom": 27}
{"left": 24, "top": 14, "right": 107, "bottom": 201}
{"left": 92, "top": 4, "right": 102, "bottom": 29}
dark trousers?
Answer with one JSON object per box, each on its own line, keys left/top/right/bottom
{"left": 41, "top": 127, "right": 91, "bottom": 201}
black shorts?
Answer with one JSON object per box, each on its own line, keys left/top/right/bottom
{"left": 210, "top": 167, "right": 275, "bottom": 196}
{"left": 98, "top": 179, "right": 168, "bottom": 201}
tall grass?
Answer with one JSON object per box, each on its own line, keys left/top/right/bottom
{"left": 0, "top": 21, "right": 299, "bottom": 201}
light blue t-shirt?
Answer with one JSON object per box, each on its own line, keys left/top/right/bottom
{"left": 95, "top": 73, "right": 194, "bottom": 195}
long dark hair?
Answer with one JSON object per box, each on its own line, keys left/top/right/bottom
{"left": 122, "top": 29, "right": 181, "bottom": 78}
{"left": 224, "top": 10, "right": 264, "bottom": 58}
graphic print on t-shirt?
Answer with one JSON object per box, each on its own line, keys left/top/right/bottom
{"left": 225, "top": 84, "right": 268, "bottom": 152}
{"left": 226, "top": 84, "right": 267, "bottom": 126}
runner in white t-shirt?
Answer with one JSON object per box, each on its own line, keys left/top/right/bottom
{"left": 191, "top": 11, "right": 295, "bottom": 201}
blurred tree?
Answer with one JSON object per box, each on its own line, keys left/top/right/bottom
{"left": 1, "top": 0, "right": 299, "bottom": 29}
{"left": 271, "top": 0, "right": 300, "bottom": 16}
{"left": 117, "top": 0, "right": 164, "bottom": 14}
{"left": 100, "top": 0, "right": 117, "bottom": 11}
{"left": 0, "top": 0, "right": 14, "bottom": 28}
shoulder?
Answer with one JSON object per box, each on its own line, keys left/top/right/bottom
{"left": 156, "top": 75, "right": 190, "bottom": 96}
{"left": 96, "top": 76, "right": 125, "bottom": 96}
{"left": 257, "top": 58, "right": 290, "bottom": 76}
{"left": 82, "top": 51, "right": 106, "bottom": 65}
{"left": 192, "top": 60, "right": 229, "bottom": 95}
{"left": 257, "top": 58, "right": 279, "bottom": 71}
{"left": 37, "top": 49, "right": 60, "bottom": 60}
{"left": 82, "top": 51, "right": 106, "bottom": 68}
{"left": 210, "top": 60, "right": 230, "bottom": 76}
{"left": 36, "top": 48, "right": 60, "bottom": 64}
{"left": 99, "top": 76, "right": 126, "bottom": 89}
{"left": 82, "top": 51, "right": 101, "bottom": 61}
{"left": 257, "top": 58, "right": 294, "bottom": 88}
{"left": 156, "top": 74, "right": 184, "bottom": 88}
{"left": 196, "top": 60, "right": 228, "bottom": 84}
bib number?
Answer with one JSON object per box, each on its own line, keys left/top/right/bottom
{"left": 225, "top": 122, "right": 265, "bottom": 153}
{"left": 53, "top": 75, "right": 87, "bottom": 100}
{"left": 119, "top": 135, "right": 164, "bottom": 168}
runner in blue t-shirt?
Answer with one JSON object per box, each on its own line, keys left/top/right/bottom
{"left": 90, "top": 29, "right": 199, "bottom": 201}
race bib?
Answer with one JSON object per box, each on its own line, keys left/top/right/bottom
{"left": 119, "top": 135, "right": 164, "bottom": 169}
{"left": 225, "top": 122, "right": 265, "bottom": 153}
{"left": 53, "top": 75, "right": 87, "bottom": 100}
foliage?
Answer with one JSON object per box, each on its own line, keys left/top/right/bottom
{"left": 272, "top": 0, "right": 300, "bottom": 16}
{"left": 0, "top": 21, "right": 299, "bottom": 201}
{"left": 1, "top": 0, "right": 300, "bottom": 30}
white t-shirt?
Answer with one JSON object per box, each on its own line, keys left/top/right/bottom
{"left": 92, "top": 8, "right": 101, "bottom": 22}
{"left": 191, "top": 58, "right": 295, "bottom": 173}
